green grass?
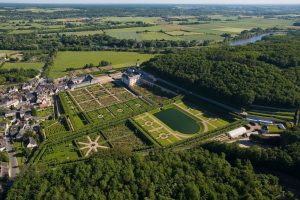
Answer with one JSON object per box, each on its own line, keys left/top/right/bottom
{"left": 2, "top": 62, "right": 43, "bottom": 70}
{"left": 0, "top": 50, "right": 20, "bottom": 58}
{"left": 40, "top": 142, "right": 80, "bottom": 163}
{"left": 37, "top": 107, "right": 53, "bottom": 117}
{"left": 50, "top": 51, "right": 156, "bottom": 78}
{"left": 268, "top": 125, "right": 285, "bottom": 133}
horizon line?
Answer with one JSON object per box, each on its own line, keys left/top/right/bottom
{"left": 0, "top": 2, "right": 300, "bottom": 5}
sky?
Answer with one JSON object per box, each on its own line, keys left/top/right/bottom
{"left": 2, "top": 0, "right": 300, "bottom": 4}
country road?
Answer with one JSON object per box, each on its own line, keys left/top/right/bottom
{"left": 5, "top": 133, "right": 19, "bottom": 179}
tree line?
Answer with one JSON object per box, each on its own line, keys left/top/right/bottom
{"left": 0, "top": 33, "right": 201, "bottom": 52}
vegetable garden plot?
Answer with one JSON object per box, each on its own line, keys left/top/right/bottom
{"left": 86, "top": 108, "right": 115, "bottom": 123}
{"left": 102, "top": 124, "right": 147, "bottom": 149}
{"left": 75, "top": 94, "right": 93, "bottom": 103}
{"left": 107, "top": 103, "right": 132, "bottom": 118}
{"left": 115, "top": 90, "right": 136, "bottom": 101}
{"left": 110, "top": 134, "right": 146, "bottom": 149}
{"left": 92, "top": 89, "right": 109, "bottom": 98}
{"left": 98, "top": 95, "right": 119, "bottom": 107}
{"left": 79, "top": 100, "right": 101, "bottom": 111}
{"left": 70, "top": 89, "right": 89, "bottom": 97}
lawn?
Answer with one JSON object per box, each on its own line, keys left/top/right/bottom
{"left": 50, "top": 51, "right": 156, "bottom": 78}
{"left": 2, "top": 62, "right": 43, "bottom": 70}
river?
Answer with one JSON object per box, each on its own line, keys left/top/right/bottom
{"left": 229, "top": 33, "right": 270, "bottom": 46}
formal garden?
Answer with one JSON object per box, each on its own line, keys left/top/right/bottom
{"left": 34, "top": 82, "right": 238, "bottom": 165}
{"left": 132, "top": 100, "right": 235, "bottom": 146}
{"left": 69, "top": 82, "right": 137, "bottom": 112}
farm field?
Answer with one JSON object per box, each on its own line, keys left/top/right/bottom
{"left": 101, "top": 16, "right": 160, "bottom": 24}
{"left": 133, "top": 100, "right": 233, "bottom": 146}
{"left": 50, "top": 51, "right": 156, "bottom": 78}
{"left": 59, "top": 16, "right": 297, "bottom": 42}
{"left": 1, "top": 62, "right": 43, "bottom": 70}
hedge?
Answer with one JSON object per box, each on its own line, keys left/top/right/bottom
{"left": 127, "top": 119, "right": 161, "bottom": 147}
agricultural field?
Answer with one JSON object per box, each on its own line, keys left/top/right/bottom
{"left": 133, "top": 100, "right": 234, "bottom": 146}
{"left": 1, "top": 62, "right": 43, "bottom": 70}
{"left": 50, "top": 51, "right": 156, "bottom": 78}
{"left": 101, "top": 16, "right": 160, "bottom": 24}
{"left": 61, "top": 16, "right": 297, "bottom": 41}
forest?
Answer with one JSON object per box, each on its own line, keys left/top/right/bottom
{"left": 6, "top": 146, "right": 295, "bottom": 200}
{"left": 143, "top": 31, "right": 300, "bottom": 107}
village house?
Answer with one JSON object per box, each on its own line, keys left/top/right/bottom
{"left": 122, "top": 68, "right": 141, "bottom": 87}
{"left": 0, "top": 122, "right": 8, "bottom": 133}
{"left": 68, "top": 74, "right": 96, "bottom": 89}
{"left": 4, "top": 110, "right": 16, "bottom": 118}
{"left": 2, "top": 99, "right": 20, "bottom": 109}
{"left": 8, "top": 86, "right": 19, "bottom": 94}
{"left": 0, "top": 162, "right": 9, "bottom": 178}
{"left": 27, "top": 137, "right": 37, "bottom": 148}
{"left": 0, "top": 136, "right": 6, "bottom": 152}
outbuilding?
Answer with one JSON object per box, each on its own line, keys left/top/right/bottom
{"left": 227, "top": 127, "right": 247, "bottom": 139}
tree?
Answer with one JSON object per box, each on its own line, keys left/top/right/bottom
{"left": 31, "top": 107, "right": 37, "bottom": 116}
{"left": 99, "top": 60, "right": 111, "bottom": 67}
{"left": 184, "top": 183, "right": 200, "bottom": 200}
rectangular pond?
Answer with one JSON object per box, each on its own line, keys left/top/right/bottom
{"left": 154, "top": 108, "right": 200, "bottom": 134}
